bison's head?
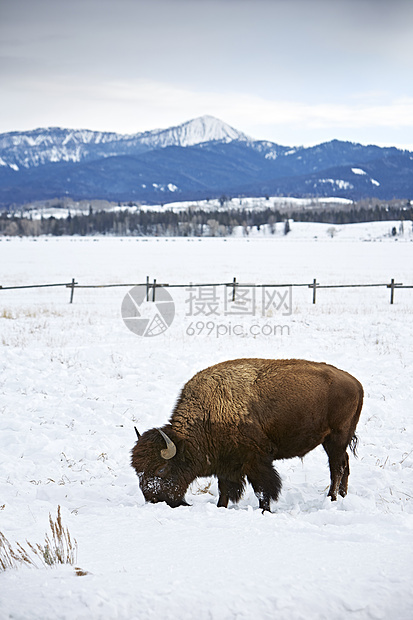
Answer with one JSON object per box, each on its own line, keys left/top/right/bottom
{"left": 131, "top": 426, "right": 190, "bottom": 508}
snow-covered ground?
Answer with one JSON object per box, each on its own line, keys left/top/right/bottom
{"left": 0, "top": 227, "right": 412, "bottom": 619}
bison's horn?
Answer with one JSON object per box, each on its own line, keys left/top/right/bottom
{"left": 134, "top": 427, "right": 141, "bottom": 439}
{"left": 158, "top": 429, "right": 177, "bottom": 460}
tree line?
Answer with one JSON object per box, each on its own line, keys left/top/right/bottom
{"left": 0, "top": 203, "right": 412, "bottom": 237}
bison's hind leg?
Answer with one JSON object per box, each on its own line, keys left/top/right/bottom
{"left": 338, "top": 452, "right": 350, "bottom": 497}
{"left": 217, "top": 477, "right": 246, "bottom": 508}
{"left": 246, "top": 460, "right": 282, "bottom": 513}
{"left": 323, "top": 434, "right": 351, "bottom": 501}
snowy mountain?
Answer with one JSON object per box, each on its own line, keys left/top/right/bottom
{"left": 0, "top": 116, "right": 412, "bottom": 206}
{"left": 0, "top": 127, "right": 124, "bottom": 168}
{"left": 0, "top": 116, "right": 248, "bottom": 170}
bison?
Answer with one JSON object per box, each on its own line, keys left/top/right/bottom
{"left": 131, "top": 358, "right": 363, "bottom": 511}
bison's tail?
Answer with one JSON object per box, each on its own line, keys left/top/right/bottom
{"left": 349, "top": 434, "right": 359, "bottom": 458}
{"left": 349, "top": 385, "right": 363, "bottom": 459}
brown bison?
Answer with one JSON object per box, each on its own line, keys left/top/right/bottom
{"left": 131, "top": 358, "right": 363, "bottom": 511}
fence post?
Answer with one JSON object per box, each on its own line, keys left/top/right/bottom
{"left": 69, "top": 278, "right": 76, "bottom": 304}
{"left": 389, "top": 278, "right": 395, "bottom": 304}
{"left": 152, "top": 279, "right": 157, "bottom": 302}
{"left": 146, "top": 276, "right": 150, "bottom": 302}
{"left": 310, "top": 278, "right": 317, "bottom": 304}
{"left": 232, "top": 277, "right": 237, "bottom": 302}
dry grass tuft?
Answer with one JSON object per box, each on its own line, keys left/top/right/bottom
{"left": 0, "top": 309, "right": 14, "bottom": 319}
{"left": 0, "top": 506, "right": 84, "bottom": 574}
{"left": 0, "top": 307, "right": 64, "bottom": 320}
{"left": 194, "top": 480, "right": 214, "bottom": 495}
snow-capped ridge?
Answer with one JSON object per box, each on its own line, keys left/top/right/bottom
{"left": 0, "top": 116, "right": 249, "bottom": 169}
{"left": 1, "top": 118, "right": 412, "bottom": 205}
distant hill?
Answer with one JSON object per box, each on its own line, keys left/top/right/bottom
{"left": 0, "top": 116, "right": 412, "bottom": 207}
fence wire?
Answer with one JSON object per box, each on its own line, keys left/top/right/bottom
{"left": 1, "top": 276, "right": 411, "bottom": 305}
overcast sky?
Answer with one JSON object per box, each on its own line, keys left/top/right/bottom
{"left": 1, "top": 0, "right": 413, "bottom": 147}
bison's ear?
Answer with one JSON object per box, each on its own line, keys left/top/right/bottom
{"left": 178, "top": 440, "right": 186, "bottom": 463}
{"left": 175, "top": 437, "right": 187, "bottom": 463}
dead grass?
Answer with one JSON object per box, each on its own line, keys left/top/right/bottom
{"left": 194, "top": 480, "right": 214, "bottom": 495}
{"left": 0, "top": 307, "right": 64, "bottom": 320}
{"left": 0, "top": 309, "right": 14, "bottom": 319}
{"left": 0, "top": 506, "right": 86, "bottom": 575}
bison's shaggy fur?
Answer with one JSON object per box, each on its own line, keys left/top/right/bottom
{"left": 131, "top": 358, "right": 363, "bottom": 511}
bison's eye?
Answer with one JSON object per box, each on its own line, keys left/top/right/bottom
{"left": 154, "top": 465, "right": 168, "bottom": 477}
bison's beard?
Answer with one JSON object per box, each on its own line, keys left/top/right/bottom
{"left": 138, "top": 473, "right": 189, "bottom": 508}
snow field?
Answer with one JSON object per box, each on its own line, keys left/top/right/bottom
{"left": 0, "top": 231, "right": 412, "bottom": 619}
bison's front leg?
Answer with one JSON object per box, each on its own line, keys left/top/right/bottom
{"left": 246, "top": 459, "right": 282, "bottom": 513}
{"left": 217, "top": 477, "right": 245, "bottom": 508}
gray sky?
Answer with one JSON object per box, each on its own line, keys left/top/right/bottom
{"left": 1, "top": 0, "right": 413, "bottom": 147}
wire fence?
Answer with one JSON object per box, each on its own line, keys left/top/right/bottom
{"left": 0, "top": 276, "right": 412, "bottom": 305}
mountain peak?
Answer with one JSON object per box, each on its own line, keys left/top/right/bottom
{"left": 139, "top": 115, "right": 250, "bottom": 148}
{"left": 179, "top": 115, "right": 250, "bottom": 144}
